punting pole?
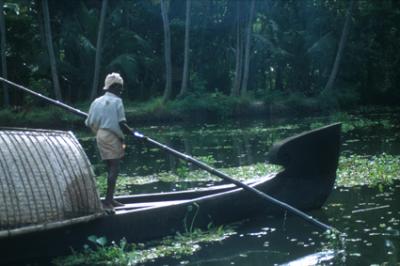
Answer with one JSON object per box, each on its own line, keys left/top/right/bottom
{"left": 0, "top": 77, "right": 337, "bottom": 232}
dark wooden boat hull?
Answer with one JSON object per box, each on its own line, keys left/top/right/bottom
{"left": 0, "top": 123, "right": 341, "bottom": 264}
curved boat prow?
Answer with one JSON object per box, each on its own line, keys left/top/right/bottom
{"left": 267, "top": 123, "right": 341, "bottom": 178}
{"left": 265, "top": 123, "right": 341, "bottom": 209}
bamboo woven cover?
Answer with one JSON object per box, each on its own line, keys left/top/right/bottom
{"left": 0, "top": 128, "right": 102, "bottom": 229}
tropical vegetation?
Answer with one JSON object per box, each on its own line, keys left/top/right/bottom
{"left": 53, "top": 226, "right": 235, "bottom": 265}
{"left": 0, "top": 0, "right": 399, "bottom": 120}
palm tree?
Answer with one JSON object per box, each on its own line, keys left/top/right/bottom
{"left": 231, "top": 1, "right": 243, "bottom": 97}
{"left": 324, "top": 0, "right": 354, "bottom": 93}
{"left": 179, "top": 0, "right": 191, "bottom": 97}
{"left": 241, "top": 0, "right": 256, "bottom": 96}
{"left": 42, "top": 0, "right": 62, "bottom": 100}
{"left": 0, "top": 0, "right": 9, "bottom": 106}
{"left": 90, "top": 0, "right": 108, "bottom": 100}
{"left": 160, "top": 0, "right": 172, "bottom": 102}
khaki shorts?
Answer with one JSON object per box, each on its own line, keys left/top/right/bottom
{"left": 96, "top": 129, "right": 124, "bottom": 160}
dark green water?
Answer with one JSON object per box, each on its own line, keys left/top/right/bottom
{"left": 79, "top": 113, "right": 400, "bottom": 265}
{"left": 147, "top": 182, "right": 400, "bottom": 265}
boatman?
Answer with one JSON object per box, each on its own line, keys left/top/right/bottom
{"left": 85, "top": 72, "right": 133, "bottom": 210}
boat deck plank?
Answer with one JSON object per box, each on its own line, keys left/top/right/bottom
{"left": 114, "top": 199, "right": 189, "bottom": 214}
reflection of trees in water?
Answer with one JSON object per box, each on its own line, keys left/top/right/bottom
{"left": 244, "top": 134, "right": 254, "bottom": 165}
{"left": 81, "top": 125, "right": 283, "bottom": 176}
{"left": 184, "top": 137, "right": 194, "bottom": 171}
{"left": 233, "top": 137, "right": 245, "bottom": 166}
{"left": 167, "top": 139, "right": 177, "bottom": 172}
{"left": 166, "top": 132, "right": 260, "bottom": 173}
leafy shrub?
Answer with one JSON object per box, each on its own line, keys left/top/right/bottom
{"left": 0, "top": 106, "right": 80, "bottom": 129}
{"left": 170, "top": 91, "right": 239, "bottom": 120}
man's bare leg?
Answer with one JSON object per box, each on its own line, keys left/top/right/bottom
{"left": 104, "top": 159, "right": 123, "bottom": 208}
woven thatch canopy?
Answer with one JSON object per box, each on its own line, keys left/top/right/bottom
{"left": 0, "top": 128, "right": 102, "bottom": 230}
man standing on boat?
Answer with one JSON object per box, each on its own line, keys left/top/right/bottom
{"left": 85, "top": 72, "right": 133, "bottom": 209}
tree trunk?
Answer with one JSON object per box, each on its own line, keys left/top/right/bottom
{"left": 323, "top": 0, "right": 354, "bottom": 93}
{"left": 275, "top": 62, "right": 284, "bottom": 91}
{"left": 90, "top": 0, "right": 108, "bottom": 100}
{"left": 240, "top": 0, "right": 256, "bottom": 96}
{"left": 0, "top": 0, "right": 9, "bottom": 106}
{"left": 161, "top": 0, "right": 172, "bottom": 102}
{"left": 178, "top": 0, "right": 191, "bottom": 97}
{"left": 231, "top": 1, "right": 243, "bottom": 97}
{"left": 42, "top": 0, "right": 62, "bottom": 100}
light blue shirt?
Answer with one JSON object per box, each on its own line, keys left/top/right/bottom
{"left": 85, "top": 92, "right": 126, "bottom": 139}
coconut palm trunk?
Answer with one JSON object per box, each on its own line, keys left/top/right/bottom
{"left": 90, "top": 0, "right": 108, "bottom": 100}
{"left": 161, "top": 0, "right": 172, "bottom": 102}
{"left": 179, "top": 0, "right": 191, "bottom": 97}
{"left": 240, "top": 0, "right": 256, "bottom": 96}
{"left": 42, "top": 0, "right": 62, "bottom": 100}
{"left": 231, "top": 1, "right": 243, "bottom": 97}
{"left": 323, "top": 0, "right": 354, "bottom": 93}
{"left": 0, "top": 0, "right": 9, "bottom": 106}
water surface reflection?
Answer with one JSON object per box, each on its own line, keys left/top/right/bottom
{"left": 78, "top": 114, "right": 399, "bottom": 265}
{"left": 143, "top": 182, "right": 400, "bottom": 265}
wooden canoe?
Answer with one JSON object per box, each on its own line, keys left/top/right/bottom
{"left": 0, "top": 123, "right": 341, "bottom": 263}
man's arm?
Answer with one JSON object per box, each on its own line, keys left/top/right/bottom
{"left": 119, "top": 121, "right": 134, "bottom": 135}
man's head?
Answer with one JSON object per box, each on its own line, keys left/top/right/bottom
{"left": 103, "top": 73, "right": 124, "bottom": 96}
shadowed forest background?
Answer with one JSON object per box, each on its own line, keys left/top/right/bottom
{"left": 0, "top": 0, "right": 399, "bottom": 122}
{"left": 1, "top": 2, "right": 400, "bottom": 265}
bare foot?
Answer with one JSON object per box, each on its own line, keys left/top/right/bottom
{"left": 112, "top": 200, "right": 124, "bottom": 207}
{"left": 102, "top": 201, "right": 114, "bottom": 210}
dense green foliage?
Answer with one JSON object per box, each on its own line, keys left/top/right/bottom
{"left": 1, "top": 0, "right": 399, "bottom": 114}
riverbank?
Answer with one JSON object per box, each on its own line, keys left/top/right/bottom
{"left": 0, "top": 94, "right": 397, "bottom": 130}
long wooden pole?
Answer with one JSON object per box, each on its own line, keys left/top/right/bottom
{"left": 0, "top": 77, "right": 336, "bottom": 232}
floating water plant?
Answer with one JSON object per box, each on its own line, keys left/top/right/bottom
{"left": 95, "top": 152, "right": 400, "bottom": 197}
{"left": 53, "top": 225, "right": 235, "bottom": 265}
{"left": 337, "top": 153, "right": 400, "bottom": 187}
